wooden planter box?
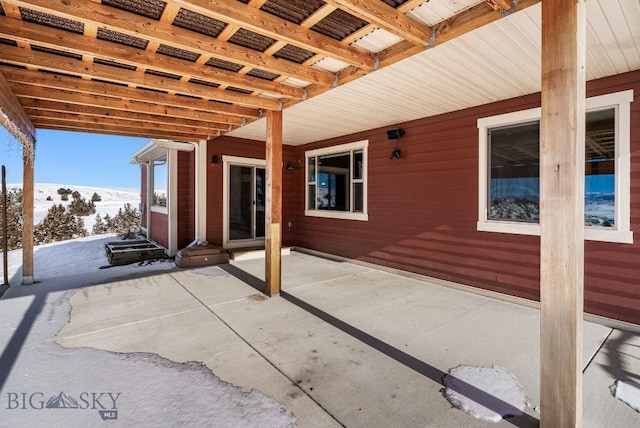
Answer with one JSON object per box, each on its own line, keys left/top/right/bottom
{"left": 175, "top": 245, "right": 229, "bottom": 268}
{"left": 105, "top": 239, "right": 166, "bottom": 265}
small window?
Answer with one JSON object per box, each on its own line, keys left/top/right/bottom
{"left": 305, "top": 140, "right": 368, "bottom": 221}
{"left": 478, "top": 90, "right": 633, "bottom": 243}
{"left": 152, "top": 155, "right": 167, "bottom": 209}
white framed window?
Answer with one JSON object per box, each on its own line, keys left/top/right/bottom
{"left": 151, "top": 153, "right": 168, "bottom": 213}
{"left": 305, "top": 140, "right": 368, "bottom": 221}
{"left": 477, "top": 90, "right": 633, "bottom": 243}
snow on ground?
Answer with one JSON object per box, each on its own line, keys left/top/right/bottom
{"left": 611, "top": 380, "right": 640, "bottom": 412}
{"left": 443, "top": 365, "right": 531, "bottom": 422}
{"left": 0, "top": 234, "right": 174, "bottom": 285}
{"left": 7, "top": 182, "right": 140, "bottom": 232}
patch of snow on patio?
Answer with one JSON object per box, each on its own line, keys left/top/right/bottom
{"left": 611, "top": 380, "right": 640, "bottom": 412}
{"left": 443, "top": 365, "right": 529, "bottom": 422}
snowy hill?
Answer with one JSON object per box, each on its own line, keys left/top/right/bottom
{"left": 7, "top": 183, "right": 140, "bottom": 232}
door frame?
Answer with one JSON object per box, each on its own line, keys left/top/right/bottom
{"left": 222, "top": 155, "right": 266, "bottom": 249}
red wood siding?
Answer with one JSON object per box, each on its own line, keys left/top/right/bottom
{"left": 289, "top": 71, "right": 640, "bottom": 326}
{"left": 140, "top": 164, "right": 148, "bottom": 229}
{"left": 177, "top": 151, "right": 195, "bottom": 249}
{"left": 150, "top": 210, "right": 168, "bottom": 248}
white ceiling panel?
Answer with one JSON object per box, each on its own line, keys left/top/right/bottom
{"left": 409, "top": 0, "right": 483, "bottom": 26}
{"left": 311, "top": 57, "right": 350, "bottom": 73}
{"left": 352, "top": 28, "right": 403, "bottom": 53}
{"left": 228, "top": 0, "right": 639, "bottom": 146}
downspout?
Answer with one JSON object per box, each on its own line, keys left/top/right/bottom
{"left": 185, "top": 139, "right": 207, "bottom": 247}
{"left": 145, "top": 161, "right": 152, "bottom": 240}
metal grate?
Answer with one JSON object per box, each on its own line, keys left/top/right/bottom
{"left": 228, "top": 29, "right": 275, "bottom": 53}
{"left": 246, "top": 69, "right": 280, "bottom": 81}
{"left": 274, "top": 44, "right": 315, "bottom": 64}
{"left": 101, "top": 0, "right": 166, "bottom": 20}
{"left": 311, "top": 8, "right": 368, "bottom": 41}
{"left": 261, "top": 0, "right": 324, "bottom": 25}
{"left": 172, "top": 8, "right": 226, "bottom": 38}
{"left": 205, "top": 57, "right": 244, "bottom": 73}
{"left": 156, "top": 44, "right": 200, "bottom": 62}
{"left": 97, "top": 28, "right": 149, "bottom": 50}
{"left": 20, "top": 8, "right": 84, "bottom": 34}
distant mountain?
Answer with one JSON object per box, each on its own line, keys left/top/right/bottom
{"left": 45, "top": 392, "right": 80, "bottom": 409}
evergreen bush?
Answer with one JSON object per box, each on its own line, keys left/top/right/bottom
{"left": 92, "top": 213, "right": 107, "bottom": 235}
{"left": 34, "top": 204, "right": 87, "bottom": 244}
{"left": 68, "top": 197, "right": 96, "bottom": 216}
{"left": 0, "top": 188, "right": 23, "bottom": 251}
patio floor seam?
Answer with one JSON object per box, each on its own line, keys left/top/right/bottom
{"left": 53, "top": 306, "right": 204, "bottom": 341}
{"left": 166, "top": 271, "right": 346, "bottom": 428}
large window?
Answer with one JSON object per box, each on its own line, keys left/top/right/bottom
{"left": 477, "top": 90, "right": 633, "bottom": 243}
{"left": 305, "top": 140, "right": 368, "bottom": 221}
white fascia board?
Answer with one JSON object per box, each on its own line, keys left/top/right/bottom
{"left": 129, "top": 139, "right": 195, "bottom": 164}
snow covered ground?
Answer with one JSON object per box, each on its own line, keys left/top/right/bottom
{"left": 7, "top": 182, "right": 140, "bottom": 232}
{"left": 0, "top": 234, "right": 174, "bottom": 285}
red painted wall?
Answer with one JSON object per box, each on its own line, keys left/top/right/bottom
{"left": 150, "top": 210, "right": 168, "bottom": 248}
{"left": 195, "top": 71, "right": 639, "bottom": 325}
{"left": 288, "top": 71, "right": 640, "bottom": 326}
{"left": 177, "top": 151, "right": 195, "bottom": 249}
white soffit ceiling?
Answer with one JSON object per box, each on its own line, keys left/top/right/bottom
{"left": 228, "top": 0, "right": 640, "bottom": 146}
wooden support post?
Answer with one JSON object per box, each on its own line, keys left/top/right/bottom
{"left": 22, "top": 142, "right": 35, "bottom": 285}
{"left": 2, "top": 165, "right": 8, "bottom": 286}
{"left": 540, "top": 0, "right": 586, "bottom": 426}
{"left": 265, "top": 109, "right": 283, "bottom": 296}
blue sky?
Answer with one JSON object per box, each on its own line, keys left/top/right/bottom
{"left": 1, "top": 127, "right": 150, "bottom": 190}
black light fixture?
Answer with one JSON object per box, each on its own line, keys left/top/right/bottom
{"left": 390, "top": 149, "right": 402, "bottom": 160}
{"left": 386, "top": 128, "right": 405, "bottom": 140}
{"left": 211, "top": 154, "right": 219, "bottom": 164}
{"left": 286, "top": 162, "right": 294, "bottom": 170}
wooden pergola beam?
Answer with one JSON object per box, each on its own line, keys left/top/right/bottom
{"left": 324, "top": 0, "right": 434, "bottom": 47}
{"left": 29, "top": 111, "right": 228, "bottom": 134}
{"left": 539, "top": 0, "right": 586, "bottom": 426}
{"left": 171, "top": 0, "right": 375, "bottom": 70}
{"left": 484, "top": 0, "right": 514, "bottom": 14}
{"left": 2, "top": 0, "right": 335, "bottom": 86}
{"left": 0, "top": 71, "right": 35, "bottom": 145}
{"left": 6, "top": 76, "right": 258, "bottom": 119}
{"left": 32, "top": 121, "right": 201, "bottom": 142}
{"left": 20, "top": 100, "right": 241, "bottom": 129}
{"left": 0, "top": 16, "right": 304, "bottom": 100}
{"left": 0, "top": 45, "right": 281, "bottom": 111}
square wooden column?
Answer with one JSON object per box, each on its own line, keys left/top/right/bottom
{"left": 22, "top": 143, "right": 34, "bottom": 284}
{"left": 265, "top": 109, "right": 282, "bottom": 296}
{"left": 540, "top": 0, "right": 586, "bottom": 426}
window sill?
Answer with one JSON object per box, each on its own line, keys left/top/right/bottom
{"left": 151, "top": 206, "right": 168, "bottom": 215}
{"left": 477, "top": 221, "right": 633, "bottom": 244}
{"left": 305, "top": 210, "right": 368, "bottom": 221}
